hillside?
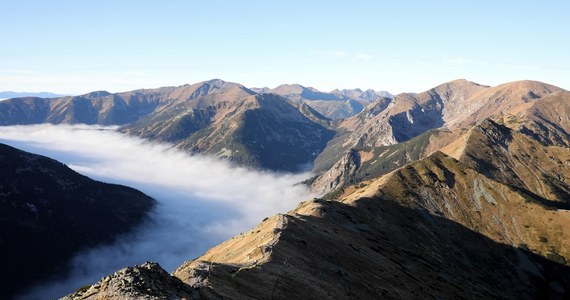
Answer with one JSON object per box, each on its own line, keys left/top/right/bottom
{"left": 65, "top": 133, "right": 570, "bottom": 299}
{"left": 0, "top": 144, "right": 155, "bottom": 299}
{"left": 311, "top": 80, "right": 568, "bottom": 194}
{"left": 0, "top": 79, "right": 335, "bottom": 172}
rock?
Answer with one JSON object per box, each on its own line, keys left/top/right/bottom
{"left": 62, "top": 262, "right": 195, "bottom": 300}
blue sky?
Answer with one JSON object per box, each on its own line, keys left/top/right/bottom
{"left": 1, "top": 1, "right": 569, "bottom": 94}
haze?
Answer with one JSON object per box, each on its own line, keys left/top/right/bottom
{"left": 0, "top": 125, "right": 315, "bottom": 299}
{"left": 1, "top": 1, "right": 569, "bottom": 95}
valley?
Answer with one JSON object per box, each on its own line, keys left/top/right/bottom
{"left": 1, "top": 78, "right": 569, "bottom": 299}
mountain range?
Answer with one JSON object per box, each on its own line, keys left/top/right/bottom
{"left": 0, "top": 91, "right": 66, "bottom": 99}
{"left": 0, "top": 80, "right": 336, "bottom": 172}
{"left": 1, "top": 78, "right": 569, "bottom": 298}
{"left": 252, "top": 84, "right": 392, "bottom": 120}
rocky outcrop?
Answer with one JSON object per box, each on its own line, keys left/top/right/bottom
{"left": 62, "top": 262, "right": 194, "bottom": 300}
{"left": 307, "top": 149, "right": 361, "bottom": 195}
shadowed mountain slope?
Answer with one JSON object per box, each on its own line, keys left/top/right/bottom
{"left": 0, "top": 144, "right": 155, "bottom": 299}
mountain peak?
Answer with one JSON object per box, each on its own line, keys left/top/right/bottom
{"left": 429, "top": 79, "right": 488, "bottom": 93}
{"left": 82, "top": 90, "right": 111, "bottom": 98}
{"left": 272, "top": 83, "right": 308, "bottom": 95}
{"left": 203, "top": 78, "right": 229, "bottom": 88}
{"left": 493, "top": 79, "right": 565, "bottom": 93}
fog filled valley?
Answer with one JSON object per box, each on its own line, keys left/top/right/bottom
{"left": 0, "top": 125, "right": 315, "bottom": 299}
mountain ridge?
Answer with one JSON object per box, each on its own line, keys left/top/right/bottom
{"left": 0, "top": 79, "right": 334, "bottom": 172}
{"left": 310, "top": 80, "right": 568, "bottom": 194}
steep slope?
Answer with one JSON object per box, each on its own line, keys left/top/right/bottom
{"left": 448, "top": 119, "right": 570, "bottom": 206}
{"left": 0, "top": 143, "right": 155, "bottom": 299}
{"left": 167, "top": 93, "right": 335, "bottom": 171}
{"left": 0, "top": 79, "right": 255, "bottom": 126}
{"left": 312, "top": 80, "right": 566, "bottom": 194}
{"left": 310, "top": 128, "right": 465, "bottom": 195}
{"left": 172, "top": 131, "right": 570, "bottom": 299}
{"left": 332, "top": 79, "right": 487, "bottom": 148}
{"left": 68, "top": 148, "right": 570, "bottom": 299}
{"left": 513, "top": 91, "right": 570, "bottom": 147}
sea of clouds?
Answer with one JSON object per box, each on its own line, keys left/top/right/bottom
{"left": 0, "top": 124, "right": 316, "bottom": 299}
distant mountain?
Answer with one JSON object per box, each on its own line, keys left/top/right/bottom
{"left": 123, "top": 91, "right": 335, "bottom": 171}
{"left": 331, "top": 87, "right": 393, "bottom": 102}
{"left": 252, "top": 84, "right": 393, "bottom": 120}
{"left": 0, "top": 143, "right": 155, "bottom": 299}
{"left": 0, "top": 79, "right": 335, "bottom": 172}
{"left": 0, "top": 91, "right": 66, "bottom": 99}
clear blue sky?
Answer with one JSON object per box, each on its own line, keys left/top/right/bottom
{"left": 1, "top": 0, "right": 569, "bottom": 94}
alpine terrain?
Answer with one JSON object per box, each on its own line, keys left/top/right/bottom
{"left": 0, "top": 79, "right": 334, "bottom": 172}
{"left": 57, "top": 79, "right": 570, "bottom": 299}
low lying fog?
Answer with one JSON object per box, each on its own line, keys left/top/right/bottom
{"left": 0, "top": 124, "right": 316, "bottom": 299}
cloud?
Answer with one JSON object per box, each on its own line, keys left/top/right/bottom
{"left": 0, "top": 124, "right": 316, "bottom": 299}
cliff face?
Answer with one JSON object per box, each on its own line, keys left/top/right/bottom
{"left": 0, "top": 144, "right": 155, "bottom": 299}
